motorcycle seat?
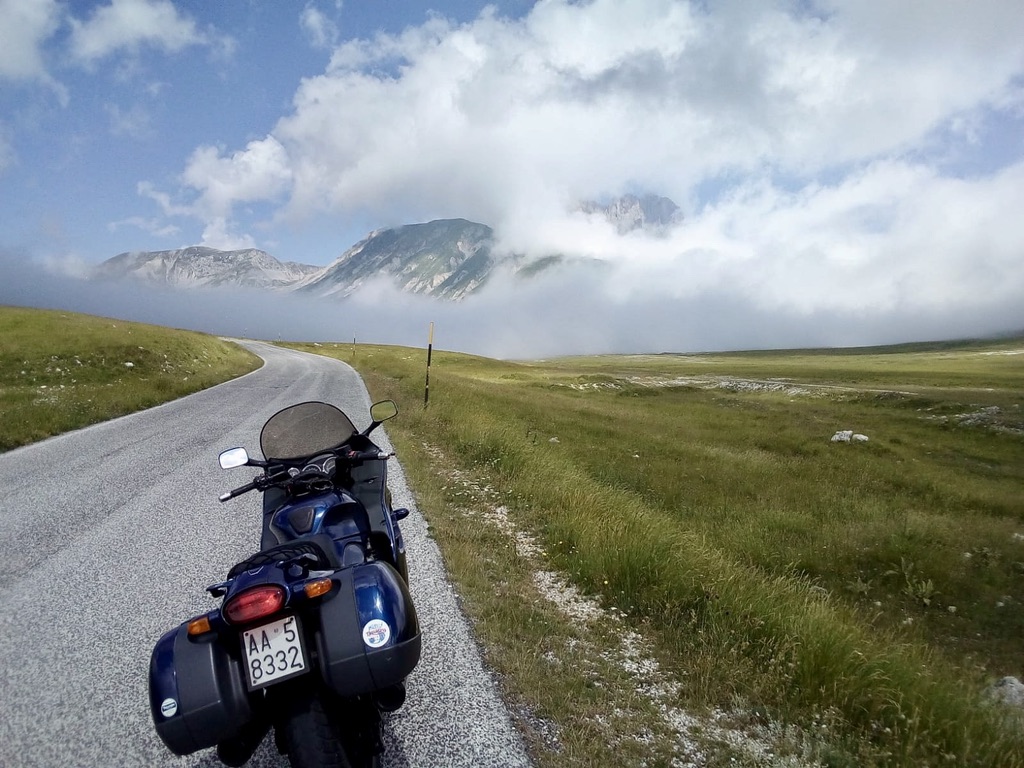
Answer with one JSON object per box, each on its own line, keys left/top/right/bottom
{"left": 227, "top": 533, "right": 341, "bottom": 578}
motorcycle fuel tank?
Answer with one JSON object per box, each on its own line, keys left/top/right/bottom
{"left": 269, "top": 489, "right": 370, "bottom": 541}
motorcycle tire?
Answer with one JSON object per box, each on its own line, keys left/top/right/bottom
{"left": 280, "top": 691, "right": 352, "bottom": 768}
{"left": 337, "top": 699, "right": 382, "bottom": 768}
{"left": 279, "top": 690, "right": 381, "bottom": 768}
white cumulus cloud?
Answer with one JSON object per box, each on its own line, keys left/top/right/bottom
{"left": 0, "top": 0, "right": 60, "bottom": 79}
{"left": 0, "top": 0, "right": 67, "bottom": 102}
{"left": 300, "top": 3, "right": 340, "bottom": 50}
{"left": 172, "top": 0, "right": 1024, "bottom": 226}
{"left": 68, "top": 0, "right": 222, "bottom": 63}
{"left": 180, "top": 136, "right": 294, "bottom": 218}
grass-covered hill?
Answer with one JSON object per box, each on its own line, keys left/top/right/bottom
{"left": 0, "top": 305, "right": 260, "bottom": 452}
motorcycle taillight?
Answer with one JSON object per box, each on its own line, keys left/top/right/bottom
{"left": 224, "top": 585, "right": 286, "bottom": 624}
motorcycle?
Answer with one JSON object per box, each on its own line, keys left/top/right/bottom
{"left": 149, "top": 399, "right": 421, "bottom": 768}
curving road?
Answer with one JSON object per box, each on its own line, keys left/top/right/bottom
{"left": 0, "top": 341, "right": 531, "bottom": 768}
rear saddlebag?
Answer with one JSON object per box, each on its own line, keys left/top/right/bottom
{"left": 149, "top": 623, "right": 252, "bottom": 755}
{"left": 316, "top": 560, "right": 421, "bottom": 697}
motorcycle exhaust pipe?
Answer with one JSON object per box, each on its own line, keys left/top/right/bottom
{"left": 374, "top": 683, "right": 406, "bottom": 713}
{"left": 215, "top": 717, "right": 271, "bottom": 768}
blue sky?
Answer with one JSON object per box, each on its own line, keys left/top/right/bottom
{"left": 2, "top": 0, "right": 1023, "bottom": 355}
{"left": 2, "top": 0, "right": 529, "bottom": 263}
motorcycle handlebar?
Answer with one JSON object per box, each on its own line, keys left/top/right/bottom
{"left": 219, "top": 478, "right": 259, "bottom": 502}
{"left": 218, "top": 469, "right": 288, "bottom": 502}
{"left": 344, "top": 449, "right": 395, "bottom": 462}
{"left": 218, "top": 451, "right": 393, "bottom": 502}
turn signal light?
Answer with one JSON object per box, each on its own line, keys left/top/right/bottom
{"left": 304, "top": 578, "right": 333, "bottom": 599}
{"left": 187, "top": 616, "right": 212, "bottom": 636}
{"left": 224, "top": 585, "right": 286, "bottom": 624}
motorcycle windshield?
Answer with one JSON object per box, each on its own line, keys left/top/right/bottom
{"left": 260, "top": 401, "right": 357, "bottom": 460}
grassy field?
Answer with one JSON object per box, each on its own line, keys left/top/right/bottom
{"left": 4, "top": 305, "right": 1020, "bottom": 765}
{"left": 0, "top": 305, "right": 261, "bottom": 451}
{"left": 288, "top": 337, "right": 1024, "bottom": 767}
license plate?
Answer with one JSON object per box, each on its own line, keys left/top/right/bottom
{"left": 241, "top": 615, "right": 307, "bottom": 690}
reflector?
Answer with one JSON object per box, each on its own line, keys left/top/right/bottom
{"left": 224, "top": 585, "right": 286, "bottom": 624}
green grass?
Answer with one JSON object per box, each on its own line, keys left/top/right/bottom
{"left": 9, "top": 308, "right": 1018, "bottom": 764}
{"left": 0, "top": 305, "right": 261, "bottom": 451}
{"left": 290, "top": 339, "right": 1024, "bottom": 766}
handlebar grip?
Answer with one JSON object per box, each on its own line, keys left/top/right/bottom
{"left": 219, "top": 479, "right": 258, "bottom": 502}
{"left": 343, "top": 449, "right": 392, "bottom": 462}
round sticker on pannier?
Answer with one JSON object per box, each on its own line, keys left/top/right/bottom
{"left": 161, "top": 698, "right": 178, "bottom": 718}
{"left": 362, "top": 619, "right": 391, "bottom": 648}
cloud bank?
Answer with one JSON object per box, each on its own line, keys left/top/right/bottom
{"left": 134, "top": 0, "right": 1024, "bottom": 343}
{"left": 4, "top": 250, "right": 1022, "bottom": 360}
{"left": 4, "top": 0, "right": 1023, "bottom": 355}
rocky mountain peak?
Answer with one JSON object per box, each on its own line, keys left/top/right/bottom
{"left": 579, "top": 193, "right": 683, "bottom": 235}
{"left": 295, "top": 218, "right": 499, "bottom": 301}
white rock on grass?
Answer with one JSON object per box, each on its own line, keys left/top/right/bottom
{"left": 988, "top": 677, "right": 1024, "bottom": 708}
{"left": 831, "top": 430, "right": 869, "bottom": 443}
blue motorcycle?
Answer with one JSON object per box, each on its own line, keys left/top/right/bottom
{"left": 149, "top": 399, "right": 420, "bottom": 768}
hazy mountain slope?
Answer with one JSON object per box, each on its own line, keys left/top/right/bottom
{"left": 94, "top": 194, "right": 681, "bottom": 300}
{"left": 95, "top": 247, "right": 320, "bottom": 289}
{"left": 294, "top": 219, "right": 499, "bottom": 301}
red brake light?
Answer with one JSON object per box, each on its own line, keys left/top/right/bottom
{"left": 224, "top": 585, "right": 286, "bottom": 624}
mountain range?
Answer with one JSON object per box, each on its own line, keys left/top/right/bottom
{"left": 93, "top": 246, "right": 320, "bottom": 290}
{"left": 95, "top": 195, "right": 681, "bottom": 301}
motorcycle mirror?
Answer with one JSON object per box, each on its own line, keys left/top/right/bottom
{"left": 369, "top": 400, "right": 398, "bottom": 423}
{"left": 219, "top": 447, "right": 250, "bottom": 469}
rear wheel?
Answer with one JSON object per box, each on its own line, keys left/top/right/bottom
{"left": 337, "top": 699, "right": 382, "bottom": 768}
{"left": 278, "top": 689, "right": 380, "bottom": 768}
{"left": 280, "top": 691, "right": 351, "bottom": 768}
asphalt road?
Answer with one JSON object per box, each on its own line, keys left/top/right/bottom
{"left": 0, "top": 341, "right": 531, "bottom": 768}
